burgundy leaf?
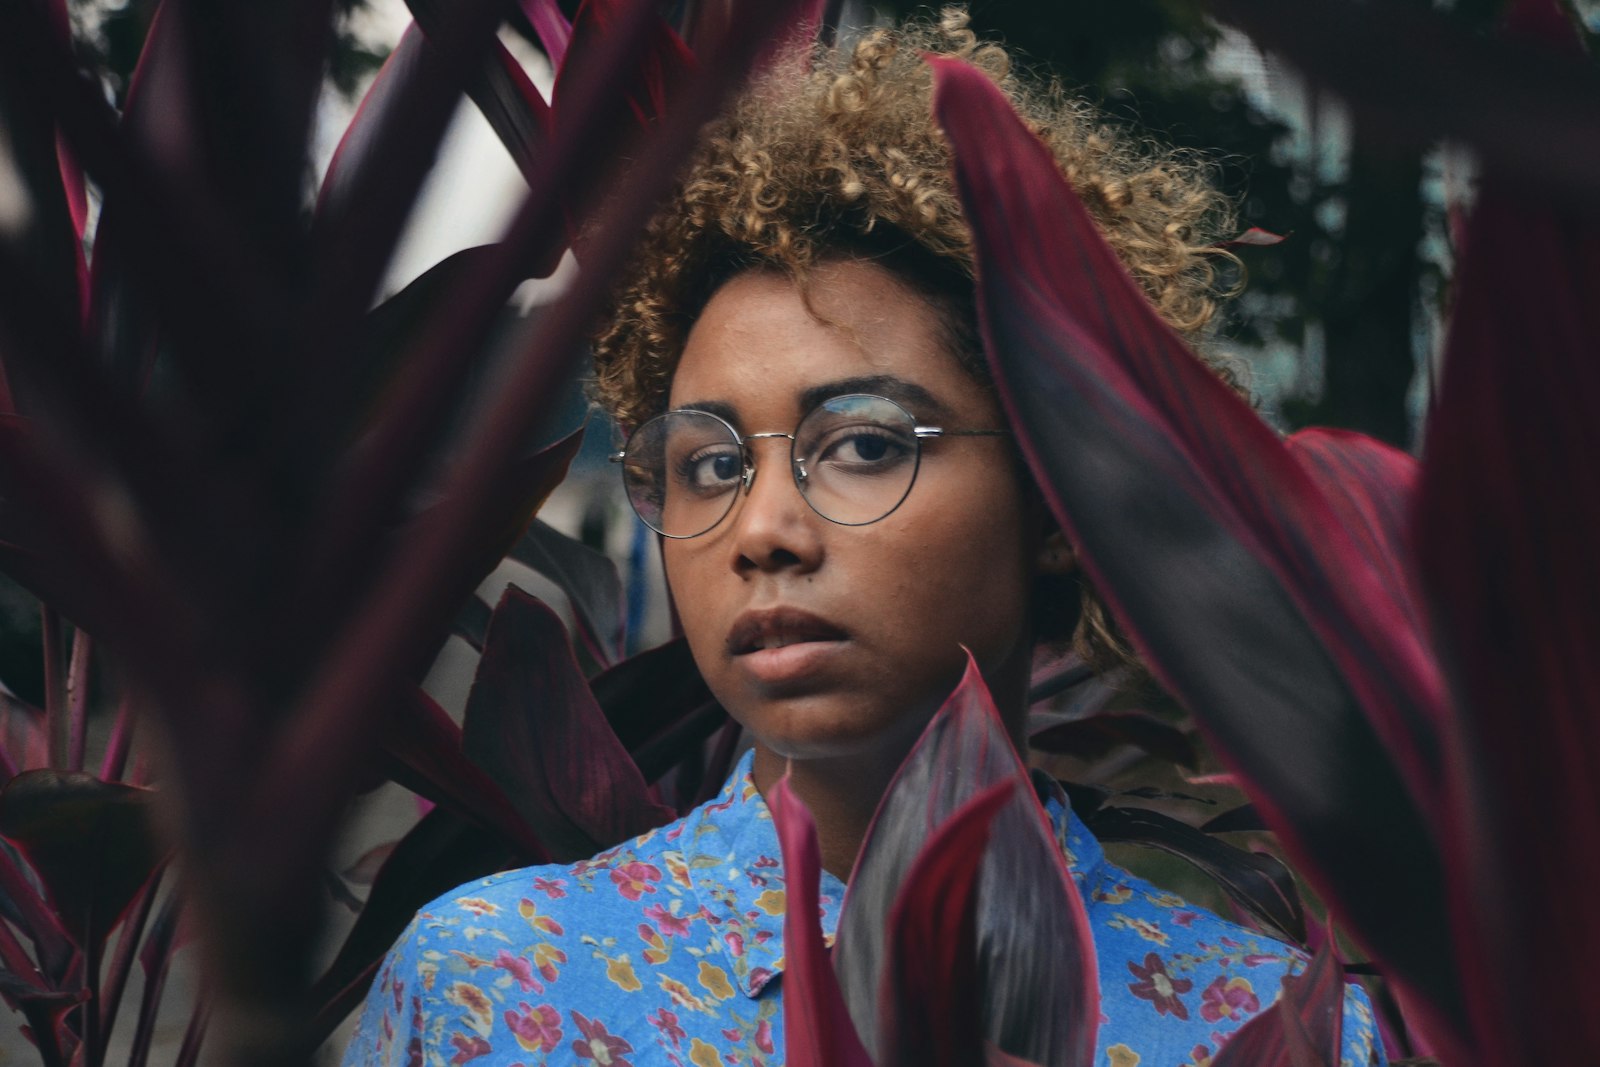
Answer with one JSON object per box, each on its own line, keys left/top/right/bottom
{"left": 1029, "top": 711, "right": 1199, "bottom": 767}
{"left": 1210, "top": 938, "right": 1344, "bottom": 1067}
{"left": 261, "top": 0, "right": 809, "bottom": 912}
{"left": 767, "top": 776, "right": 873, "bottom": 1067}
{"left": 1413, "top": 171, "right": 1600, "bottom": 1061}
{"left": 880, "top": 780, "right": 1015, "bottom": 1067}
{"left": 1215, "top": 226, "right": 1289, "bottom": 249}
{"left": 1085, "top": 806, "right": 1305, "bottom": 944}
{"left": 462, "top": 588, "right": 674, "bottom": 861}
{"left": 590, "top": 636, "right": 714, "bottom": 750}
{"left": 0, "top": 772, "right": 161, "bottom": 955}
{"left": 379, "top": 689, "right": 548, "bottom": 860}
{"left": 834, "top": 653, "right": 1099, "bottom": 1066}
{"left": 509, "top": 518, "right": 626, "bottom": 669}
{"left": 519, "top": 0, "right": 573, "bottom": 67}
{"left": 1286, "top": 428, "right": 1425, "bottom": 635}
{"left": 551, "top": 0, "right": 698, "bottom": 253}
{"left": 930, "top": 55, "right": 1463, "bottom": 1039}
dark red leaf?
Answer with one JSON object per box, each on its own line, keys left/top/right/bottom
{"left": 262, "top": 0, "right": 810, "bottom": 909}
{"left": 767, "top": 777, "right": 874, "bottom": 1067}
{"left": 1085, "top": 806, "right": 1305, "bottom": 944}
{"left": 1286, "top": 428, "right": 1425, "bottom": 635}
{"left": 1028, "top": 711, "right": 1199, "bottom": 767}
{"left": 379, "top": 689, "right": 549, "bottom": 860}
{"left": 930, "top": 55, "right": 1463, "bottom": 1039}
{"left": 1215, "top": 227, "right": 1289, "bottom": 249}
{"left": 0, "top": 771, "right": 161, "bottom": 954}
{"left": 590, "top": 636, "right": 714, "bottom": 750}
{"left": 519, "top": 0, "right": 572, "bottom": 66}
{"left": 880, "top": 780, "right": 1015, "bottom": 1067}
{"left": 834, "top": 653, "right": 1099, "bottom": 1066}
{"left": 1210, "top": 938, "right": 1344, "bottom": 1067}
{"left": 1413, "top": 170, "right": 1600, "bottom": 1061}
{"left": 462, "top": 588, "right": 674, "bottom": 861}
{"left": 509, "top": 518, "right": 626, "bottom": 668}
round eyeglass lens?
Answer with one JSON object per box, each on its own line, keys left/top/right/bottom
{"left": 793, "top": 394, "right": 921, "bottom": 526}
{"left": 621, "top": 410, "right": 743, "bottom": 538}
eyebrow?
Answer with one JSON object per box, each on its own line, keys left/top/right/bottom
{"left": 672, "top": 375, "right": 955, "bottom": 429}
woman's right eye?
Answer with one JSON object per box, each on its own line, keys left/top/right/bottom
{"left": 679, "top": 447, "right": 742, "bottom": 491}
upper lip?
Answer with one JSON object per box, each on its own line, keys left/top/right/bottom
{"left": 726, "top": 607, "right": 848, "bottom": 655}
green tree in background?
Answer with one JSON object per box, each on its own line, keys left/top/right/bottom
{"left": 883, "top": 0, "right": 1592, "bottom": 449}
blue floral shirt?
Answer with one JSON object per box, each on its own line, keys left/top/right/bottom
{"left": 345, "top": 752, "right": 1384, "bottom": 1067}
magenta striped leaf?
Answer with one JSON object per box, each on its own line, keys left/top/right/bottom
{"left": 929, "top": 55, "right": 1462, "bottom": 1043}
{"left": 834, "top": 653, "right": 1099, "bottom": 1066}
{"left": 767, "top": 776, "right": 874, "bottom": 1067}
{"left": 879, "top": 780, "right": 1015, "bottom": 1067}
{"left": 1413, "top": 170, "right": 1600, "bottom": 1061}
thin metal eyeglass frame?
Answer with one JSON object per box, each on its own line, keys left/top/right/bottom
{"left": 608, "top": 393, "right": 1010, "bottom": 538}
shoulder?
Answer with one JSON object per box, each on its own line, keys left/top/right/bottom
{"left": 1082, "top": 859, "right": 1385, "bottom": 1067}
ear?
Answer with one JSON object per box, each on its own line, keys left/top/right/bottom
{"left": 1034, "top": 527, "right": 1077, "bottom": 576}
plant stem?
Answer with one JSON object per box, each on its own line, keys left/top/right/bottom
{"left": 99, "top": 696, "right": 134, "bottom": 783}
{"left": 95, "top": 866, "right": 164, "bottom": 1067}
{"left": 41, "top": 605, "right": 66, "bottom": 769}
{"left": 67, "top": 629, "right": 92, "bottom": 773}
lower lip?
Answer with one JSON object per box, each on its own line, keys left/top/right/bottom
{"left": 735, "top": 640, "right": 847, "bottom": 686}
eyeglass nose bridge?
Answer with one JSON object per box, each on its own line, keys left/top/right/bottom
{"left": 738, "top": 431, "right": 802, "bottom": 494}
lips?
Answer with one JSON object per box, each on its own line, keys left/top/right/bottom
{"left": 726, "top": 607, "right": 848, "bottom": 656}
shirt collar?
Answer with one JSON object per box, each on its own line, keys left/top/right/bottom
{"left": 681, "top": 751, "right": 1103, "bottom": 999}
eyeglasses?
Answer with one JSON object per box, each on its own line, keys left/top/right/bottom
{"left": 610, "top": 393, "right": 1009, "bottom": 539}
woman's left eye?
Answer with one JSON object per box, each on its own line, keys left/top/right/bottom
{"left": 817, "top": 427, "right": 910, "bottom": 466}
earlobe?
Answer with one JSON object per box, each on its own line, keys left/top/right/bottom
{"left": 1035, "top": 529, "right": 1077, "bottom": 576}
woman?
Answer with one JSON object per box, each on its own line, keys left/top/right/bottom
{"left": 346, "top": 12, "right": 1385, "bottom": 1066}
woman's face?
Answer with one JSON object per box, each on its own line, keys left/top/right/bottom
{"left": 662, "top": 259, "right": 1051, "bottom": 773}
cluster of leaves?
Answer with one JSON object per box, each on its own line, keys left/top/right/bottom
{"left": 752, "top": 2, "right": 1600, "bottom": 1064}
{"left": 0, "top": 0, "right": 824, "bottom": 1061}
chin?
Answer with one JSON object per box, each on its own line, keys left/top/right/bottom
{"left": 739, "top": 692, "right": 939, "bottom": 764}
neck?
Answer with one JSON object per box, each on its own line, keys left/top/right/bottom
{"left": 749, "top": 744, "right": 895, "bottom": 881}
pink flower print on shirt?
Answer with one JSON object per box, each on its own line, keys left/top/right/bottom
{"left": 645, "top": 903, "right": 693, "bottom": 938}
{"left": 753, "top": 1019, "right": 774, "bottom": 1055}
{"left": 448, "top": 1033, "right": 492, "bottom": 1064}
{"left": 532, "top": 876, "right": 568, "bottom": 899}
{"left": 505, "top": 1002, "right": 562, "bottom": 1054}
{"left": 1199, "top": 976, "right": 1260, "bottom": 1023}
{"left": 571, "top": 1011, "right": 635, "bottom": 1066}
{"left": 724, "top": 931, "right": 745, "bottom": 958}
{"left": 612, "top": 861, "right": 663, "bottom": 901}
{"left": 494, "top": 950, "right": 544, "bottom": 994}
{"left": 1127, "top": 952, "right": 1194, "bottom": 1019}
{"left": 649, "top": 1008, "right": 687, "bottom": 1048}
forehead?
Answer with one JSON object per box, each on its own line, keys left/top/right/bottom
{"left": 667, "top": 260, "right": 992, "bottom": 425}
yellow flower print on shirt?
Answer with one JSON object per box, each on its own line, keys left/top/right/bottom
{"left": 1107, "top": 1044, "right": 1141, "bottom": 1067}
{"left": 1109, "top": 914, "right": 1170, "bottom": 946}
{"left": 446, "top": 981, "right": 493, "bottom": 1033}
{"left": 606, "top": 953, "right": 643, "bottom": 992}
{"left": 659, "top": 975, "right": 714, "bottom": 1014}
{"left": 752, "top": 889, "right": 785, "bottom": 916}
{"left": 689, "top": 1037, "right": 726, "bottom": 1067}
{"left": 698, "top": 960, "right": 736, "bottom": 1000}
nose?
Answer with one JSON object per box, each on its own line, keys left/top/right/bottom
{"left": 726, "top": 435, "right": 823, "bottom": 576}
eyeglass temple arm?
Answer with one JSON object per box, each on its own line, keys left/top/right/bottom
{"left": 914, "top": 427, "right": 1011, "bottom": 438}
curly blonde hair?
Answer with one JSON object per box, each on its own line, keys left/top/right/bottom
{"left": 591, "top": 7, "right": 1240, "bottom": 672}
